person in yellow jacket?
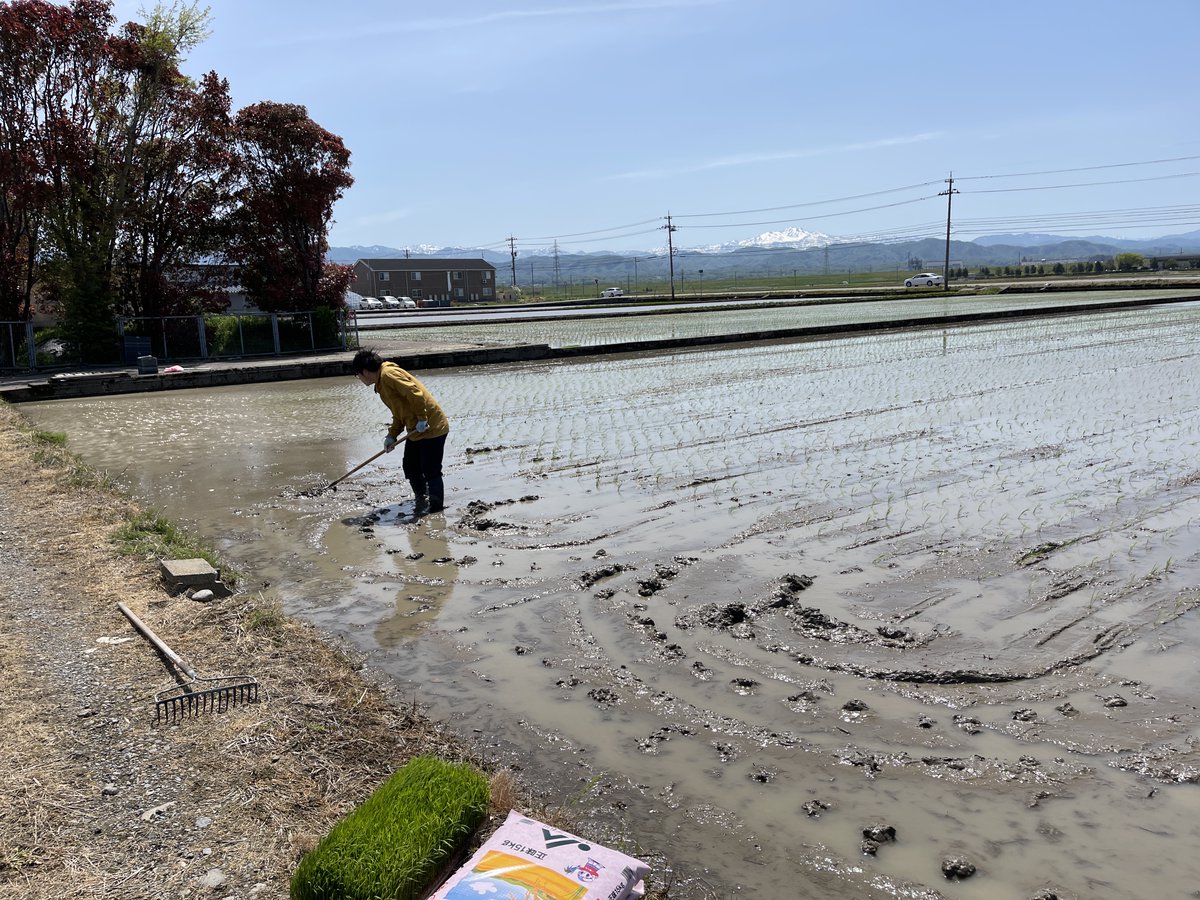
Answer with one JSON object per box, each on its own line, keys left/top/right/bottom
{"left": 352, "top": 349, "right": 450, "bottom": 514}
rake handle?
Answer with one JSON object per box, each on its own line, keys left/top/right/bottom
{"left": 118, "top": 602, "right": 197, "bottom": 681}
{"left": 324, "top": 432, "right": 410, "bottom": 491}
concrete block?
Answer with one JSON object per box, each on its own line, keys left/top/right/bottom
{"left": 160, "top": 558, "right": 219, "bottom": 586}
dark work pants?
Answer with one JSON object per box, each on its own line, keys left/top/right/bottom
{"left": 402, "top": 433, "right": 446, "bottom": 502}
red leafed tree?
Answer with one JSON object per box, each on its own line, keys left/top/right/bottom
{"left": 111, "top": 61, "right": 238, "bottom": 319}
{"left": 0, "top": 0, "right": 116, "bottom": 327}
{"left": 0, "top": 0, "right": 56, "bottom": 321}
{"left": 229, "top": 101, "right": 353, "bottom": 312}
{"left": 0, "top": 0, "right": 240, "bottom": 357}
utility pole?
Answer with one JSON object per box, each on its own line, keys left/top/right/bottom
{"left": 939, "top": 173, "right": 958, "bottom": 292}
{"left": 553, "top": 240, "right": 561, "bottom": 295}
{"left": 507, "top": 236, "right": 518, "bottom": 288}
{"left": 663, "top": 214, "right": 677, "bottom": 300}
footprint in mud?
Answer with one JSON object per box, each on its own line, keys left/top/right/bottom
{"left": 636, "top": 724, "right": 693, "bottom": 754}
{"left": 342, "top": 500, "right": 430, "bottom": 531}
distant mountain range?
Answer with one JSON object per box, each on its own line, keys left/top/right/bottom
{"left": 328, "top": 228, "right": 1200, "bottom": 284}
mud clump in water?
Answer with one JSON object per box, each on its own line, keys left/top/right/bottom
{"left": 941, "top": 857, "right": 976, "bottom": 880}
{"left": 578, "top": 563, "right": 631, "bottom": 589}
{"left": 588, "top": 687, "right": 620, "bottom": 707}
{"left": 861, "top": 823, "right": 896, "bottom": 856}
{"left": 637, "top": 564, "right": 679, "bottom": 596}
{"left": 730, "top": 677, "right": 759, "bottom": 695}
{"left": 459, "top": 497, "right": 537, "bottom": 532}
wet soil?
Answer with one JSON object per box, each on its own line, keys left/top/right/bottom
{"left": 20, "top": 302, "right": 1200, "bottom": 898}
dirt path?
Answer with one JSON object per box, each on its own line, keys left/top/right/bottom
{"left": 0, "top": 403, "right": 536, "bottom": 900}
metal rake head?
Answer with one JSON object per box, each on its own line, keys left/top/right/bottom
{"left": 154, "top": 675, "right": 259, "bottom": 725}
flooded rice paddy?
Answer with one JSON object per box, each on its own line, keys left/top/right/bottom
{"left": 22, "top": 300, "right": 1200, "bottom": 899}
{"left": 365, "top": 287, "right": 1200, "bottom": 349}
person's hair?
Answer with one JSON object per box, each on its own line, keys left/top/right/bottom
{"left": 351, "top": 349, "right": 383, "bottom": 374}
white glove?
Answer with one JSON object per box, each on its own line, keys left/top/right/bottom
{"left": 383, "top": 434, "right": 397, "bottom": 451}
{"left": 415, "top": 419, "right": 429, "bottom": 433}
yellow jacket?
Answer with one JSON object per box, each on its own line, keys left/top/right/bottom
{"left": 375, "top": 362, "right": 449, "bottom": 440}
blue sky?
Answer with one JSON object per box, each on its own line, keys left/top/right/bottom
{"left": 109, "top": 0, "right": 1200, "bottom": 253}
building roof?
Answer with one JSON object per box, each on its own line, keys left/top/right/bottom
{"left": 356, "top": 258, "right": 496, "bottom": 271}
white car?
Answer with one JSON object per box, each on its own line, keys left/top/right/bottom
{"left": 600, "top": 287, "right": 624, "bottom": 298}
{"left": 380, "top": 295, "right": 418, "bottom": 309}
{"left": 361, "top": 296, "right": 383, "bottom": 310}
{"left": 904, "top": 273, "right": 944, "bottom": 288}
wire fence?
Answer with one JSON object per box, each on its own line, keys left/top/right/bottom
{"left": 1, "top": 310, "right": 359, "bottom": 374}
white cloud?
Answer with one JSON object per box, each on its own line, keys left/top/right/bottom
{"left": 613, "top": 132, "right": 944, "bottom": 180}
{"left": 259, "top": 0, "right": 730, "bottom": 49}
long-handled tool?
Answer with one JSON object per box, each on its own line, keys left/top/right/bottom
{"left": 118, "top": 602, "right": 259, "bottom": 725}
{"left": 311, "top": 434, "right": 409, "bottom": 495}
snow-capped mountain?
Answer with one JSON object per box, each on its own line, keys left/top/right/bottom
{"left": 727, "top": 227, "right": 833, "bottom": 251}
{"left": 329, "top": 228, "right": 836, "bottom": 263}
{"left": 330, "top": 243, "right": 442, "bottom": 261}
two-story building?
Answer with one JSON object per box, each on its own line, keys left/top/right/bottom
{"left": 351, "top": 258, "right": 497, "bottom": 306}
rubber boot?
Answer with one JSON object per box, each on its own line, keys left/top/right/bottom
{"left": 411, "top": 481, "right": 429, "bottom": 515}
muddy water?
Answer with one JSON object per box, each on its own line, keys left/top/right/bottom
{"left": 23, "top": 304, "right": 1200, "bottom": 899}
{"left": 368, "top": 287, "right": 1200, "bottom": 348}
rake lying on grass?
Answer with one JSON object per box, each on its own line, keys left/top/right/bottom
{"left": 118, "top": 602, "right": 259, "bottom": 725}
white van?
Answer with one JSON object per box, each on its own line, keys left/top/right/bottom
{"left": 600, "top": 287, "right": 624, "bottom": 298}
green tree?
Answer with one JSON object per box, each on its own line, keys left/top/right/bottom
{"left": 111, "top": 4, "right": 240, "bottom": 319}
{"left": 1113, "top": 252, "right": 1145, "bottom": 272}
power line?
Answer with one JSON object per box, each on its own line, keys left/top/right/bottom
{"left": 966, "top": 171, "right": 1200, "bottom": 194}
{"left": 672, "top": 181, "right": 942, "bottom": 219}
{"left": 517, "top": 217, "right": 663, "bottom": 241}
{"left": 516, "top": 226, "right": 665, "bottom": 250}
{"left": 957, "top": 154, "right": 1200, "bottom": 181}
{"left": 679, "top": 195, "right": 939, "bottom": 231}
{"left": 468, "top": 154, "right": 1200, "bottom": 259}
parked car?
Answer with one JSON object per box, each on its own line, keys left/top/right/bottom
{"left": 397, "top": 296, "right": 418, "bottom": 308}
{"left": 600, "top": 287, "right": 624, "bottom": 298}
{"left": 379, "top": 295, "right": 402, "bottom": 309}
{"left": 361, "top": 296, "right": 383, "bottom": 310}
{"left": 904, "top": 273, "right": 944, "bottom": 288}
